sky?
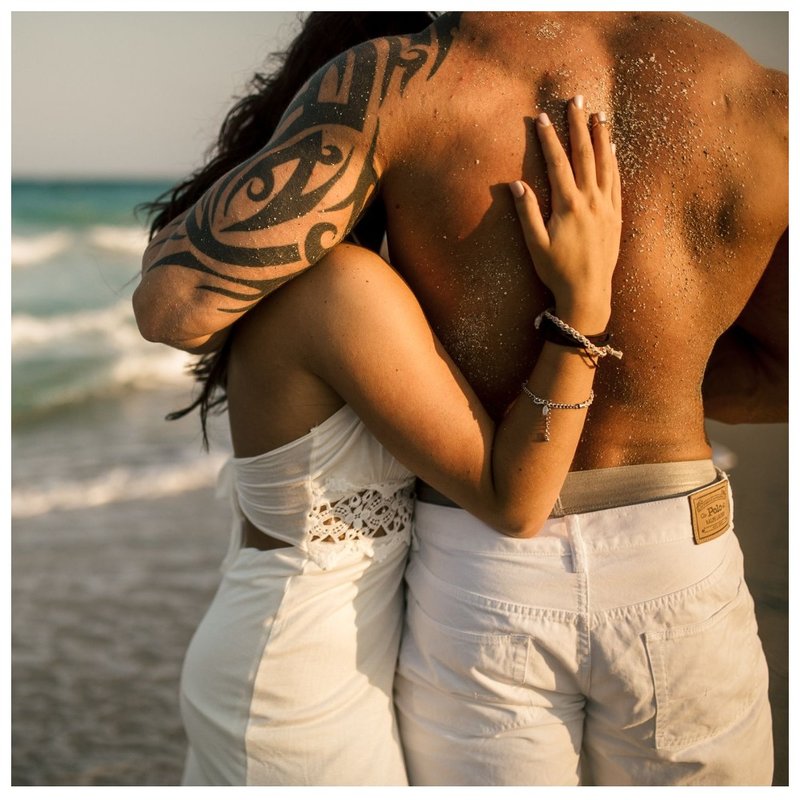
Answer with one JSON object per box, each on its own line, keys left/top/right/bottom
{"left": 11, "top": 10, "right": 302, "bottom": 179}
{"left": 7, "top": 6, "right": 792, "bottom": 180}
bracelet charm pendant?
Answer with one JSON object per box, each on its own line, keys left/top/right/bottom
{"left": 521, "top": 382, "right": 594, "bottom": 442}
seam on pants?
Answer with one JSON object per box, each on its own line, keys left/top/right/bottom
{"left": 410, "top": 557, "right": 578, "bottom": 622}
{"left": 566, "top": 516, "right": 592, "bottom": 690}
{"left": 585, "top": 533, "right": 737, "bottom": 626}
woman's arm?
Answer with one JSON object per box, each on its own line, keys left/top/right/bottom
{"left": 301, "top": 99, "right": 621, "bottom": 537}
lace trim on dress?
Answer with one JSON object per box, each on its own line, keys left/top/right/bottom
{"left": 305, "top": 479, "right": 414, "bottom": 569}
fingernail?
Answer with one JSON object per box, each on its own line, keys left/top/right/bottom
{"left": 597, "top": 111, "right": 608, "bottom": 124}
{"left": 509, "top": 180, "right": 525, "bottom": 199}
{"left": 574, "top": 95, "right": 584, "bottom": 109}
{"left": 611, "top": 142, "right": 617, "bottom": 155}
{"left": 537, "top": 112, "right": 551, "bottom": 127}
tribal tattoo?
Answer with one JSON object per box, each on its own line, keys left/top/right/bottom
{"left": 147, "top": 12, "right": 462, "bottom": 314}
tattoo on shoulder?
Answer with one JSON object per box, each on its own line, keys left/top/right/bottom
{"left": 148, "top": 12, "right": 462, "bottom": 313}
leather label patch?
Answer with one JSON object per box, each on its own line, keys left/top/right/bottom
{"left": 689, "top": 480, "right": 731, "bottom": 544}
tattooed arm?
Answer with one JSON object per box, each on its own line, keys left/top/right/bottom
{"left": 133, "top": 14, "right": 461, "bottom": 351}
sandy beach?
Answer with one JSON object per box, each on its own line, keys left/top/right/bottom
{"left": 12, "top": 487, "right": 227, "bottom": 785}
{"left": 12, "top": 383, "right": 230, "bottom": 786}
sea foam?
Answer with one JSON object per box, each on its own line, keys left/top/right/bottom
{"left": 12, "top": 224, "right": 148, "bottom": 269}
{"left": 12, "top": 300, "right": 195, "bottom": 416}
{"left": 87, "top": 224, "right": 149, "bottom": 255}
{"left": 12, "top": 299, "right": 137, "bottom": 348}
{"left": 11, "top": 455, "right": 228, "bottom": 518}
{"left": 11, "top": 230, "right": 75, "bottom": 268}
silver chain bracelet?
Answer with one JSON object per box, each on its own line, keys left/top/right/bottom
{"left": 521, "top": 381, "right": 594, "bottom": 442}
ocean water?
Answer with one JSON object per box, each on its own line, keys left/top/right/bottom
{"left": 11, "top": 180, "right": 230, "bottom": 514}
{"left": 11, "top": 180, "right": 231, "bottom": 785}
{"left": 13, "top": 181, "right": 181, "bottom": 419}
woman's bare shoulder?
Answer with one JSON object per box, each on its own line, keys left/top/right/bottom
{"left": 234, "top": 240, "right": 423, "bottom": 369}
{"left": 294, "top": 241, "right": 420, "bottom": 323}
{"left": 238, "top": 240, "right": 402, "bottom": 321}
{"left": 304, "top": 241, "right": 407, "bottom": 291}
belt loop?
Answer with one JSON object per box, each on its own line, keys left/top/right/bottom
{"left": 567, "top": 516, "right": 588, "bottom": 575}
{"left": 551, "top": 495, "right": 565, "bottom": 518}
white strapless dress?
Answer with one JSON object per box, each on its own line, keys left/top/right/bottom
{"left": 179, "top": 404, "right": 414, "bottom": 785}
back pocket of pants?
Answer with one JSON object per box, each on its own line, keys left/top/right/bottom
{"left": 402, "top": 597, "right": 529, "bottom": 702}
{"left": 644, "top": 578, "right": 768, "bottom": 750}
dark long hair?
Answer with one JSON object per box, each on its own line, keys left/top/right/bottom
{"left": 139, "top": 12, "right": 434, "bottom": 446}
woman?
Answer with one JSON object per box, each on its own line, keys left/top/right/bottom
{"left": 142, "top": 13, "right": 621, "bottom": 785}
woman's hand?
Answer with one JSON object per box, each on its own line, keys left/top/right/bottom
{"left": 510, "top": 95, "right": 622, "bottom": 333}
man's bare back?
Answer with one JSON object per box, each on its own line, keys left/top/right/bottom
{"left": 377, "top": 12, "right": 788, "bottom": 469}
{"left": 135, "top": 11, "right": 788, "bottom": 471}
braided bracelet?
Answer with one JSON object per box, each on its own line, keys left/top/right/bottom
{"left": 537, "top": 314, "right": 611, "bottom": 349}
{"left": 521, "top": 381, "right": 594, "bottom": 442}
{"left": 535, "top": 309, "right": 623, "bottom": 360}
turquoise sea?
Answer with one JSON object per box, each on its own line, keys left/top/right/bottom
{"left": 14, "top": 180, "right": 177, "bottom": 420}
{"left": 11, "top": 180, "right": 231, "bottom": 517}
{"left": 11, "top": 180, "right": 231, "bottom": 784}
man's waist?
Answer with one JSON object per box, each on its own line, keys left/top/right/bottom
{"left": 416, "top": 459, "right": 719, "bottom": 516}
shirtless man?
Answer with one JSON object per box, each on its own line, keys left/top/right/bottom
{"left": 133, "top": 12, "right": 788, "bottom": 785}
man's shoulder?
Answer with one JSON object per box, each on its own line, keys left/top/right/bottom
{"left": 647, "top": 14, "right": 787, "bottom": 129}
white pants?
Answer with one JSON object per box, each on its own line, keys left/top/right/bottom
{"left": 395, "top": 479, "right": 772, "bottom": 785}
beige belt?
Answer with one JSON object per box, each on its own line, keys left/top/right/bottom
{"left": 416, "top": 459, "right": 720, "bottom": 517}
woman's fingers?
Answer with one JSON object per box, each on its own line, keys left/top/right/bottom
{"left": 567, "top": 96, "right": 596, "bottom": 190}
{"left": 534, "top": 97, "right": 619, "bottom": 218}
{"left": 535, "top": 113, "right": 576, "bottom": 212}
{"left": 590, "top": 112, "right": 616, "bottom": 195}
{"left": 509, "top": 180, "right": 548, "bottom": 257}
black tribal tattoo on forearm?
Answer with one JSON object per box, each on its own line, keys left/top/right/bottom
{"left": 146, "top": 12, "right": 462, "bottom": 313}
